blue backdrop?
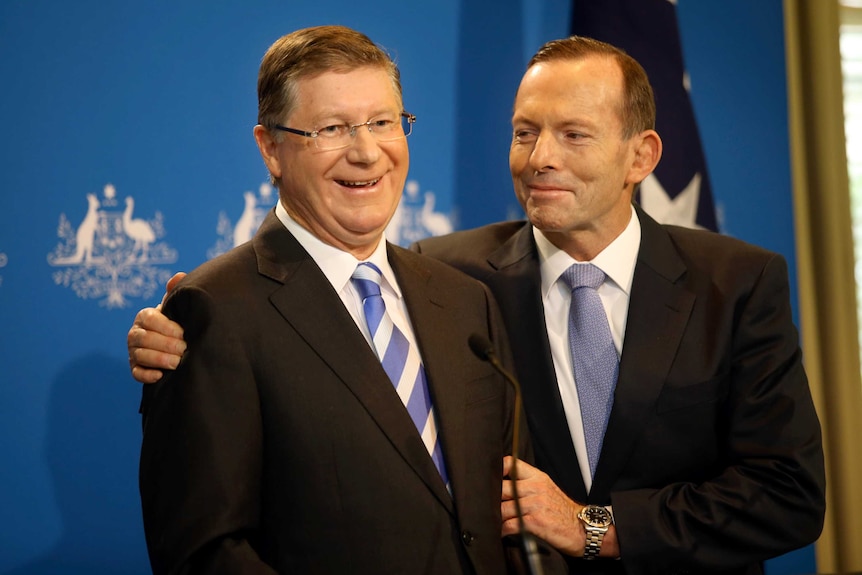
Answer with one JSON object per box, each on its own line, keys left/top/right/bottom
{"left": 0, "top": 1, "right": 807, "bottom": 572}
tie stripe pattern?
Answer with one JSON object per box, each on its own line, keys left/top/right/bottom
{"left": 352, "top": 262, "right": 449, "bottom": 486}
{"left": 562, "top": 263, "right": 619, "bottom": 479}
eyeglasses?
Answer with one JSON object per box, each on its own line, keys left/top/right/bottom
{"left": 274, "top": 112, "right": 416, "bottom": 151}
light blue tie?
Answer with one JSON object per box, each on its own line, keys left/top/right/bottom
{"left": 562, "top": 263, "right": 618, "bottom": 479}
{"left": 352, "top": 262, "right": 449, "bottom": 486}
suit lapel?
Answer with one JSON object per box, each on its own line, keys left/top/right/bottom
{"left": 481, "top": 214, "right": 696, "bottom": 504}
{"left": 590, "top": 207, "right": 694, "bottom": 500}
{"left": 254, "top": 214, "right": 453, "bottom": 511}
{"left": 485, "top": 224, "right": 588, "bottom": 501}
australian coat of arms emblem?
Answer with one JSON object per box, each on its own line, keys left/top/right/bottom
{"left": 47, "top": 184, "right": 178, "bottom": 308}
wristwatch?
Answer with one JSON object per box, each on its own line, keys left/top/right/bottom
{"left": 577, "top": 505, "right": 614, "bottom": 559}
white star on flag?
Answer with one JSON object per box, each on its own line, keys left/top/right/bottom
{"left": 639, "top": 172, "right": 705, "bottom": 230}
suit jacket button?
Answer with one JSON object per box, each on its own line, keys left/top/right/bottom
{"left": 461, "top": 530, "right": 475, "bottom": 546}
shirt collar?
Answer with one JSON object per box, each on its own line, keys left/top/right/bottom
{"left": 534, "top": 204, "right": 641, "bottom": 296}
{"left": 275, "top": 200, "right": 401, "bottom": 298}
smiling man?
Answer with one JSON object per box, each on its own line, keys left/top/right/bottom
{"left": 136, "top": 25, "right": 537, "bottom": 574}
{"left": 414, "top": 37, "right": 825, "bottom": 573}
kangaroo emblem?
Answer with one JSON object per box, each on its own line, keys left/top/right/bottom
{"left": 51, "top": 193, "right": 101, "bottom": 265}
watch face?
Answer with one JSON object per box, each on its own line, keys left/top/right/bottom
{"left": 581, "top": 506, "right": 612, "bottom": 527}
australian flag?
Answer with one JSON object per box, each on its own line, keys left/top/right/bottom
{"left": 571, "top": 0, "right": 718, "bottom": 231}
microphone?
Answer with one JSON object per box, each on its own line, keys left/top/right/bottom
{"left": 468, "top": 334, "right": 544, "bottom": 575}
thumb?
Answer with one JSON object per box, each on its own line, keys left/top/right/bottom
{"left": 161, "top": 271, "right": 188, "bottom": 306}
{"left": 503, "top": 455, "right": 538, "bottom": 478}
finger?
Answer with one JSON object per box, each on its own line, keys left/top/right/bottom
{"left": 164, "top": 272, "right": 187, "bottom": 302}
{"left": 509, "top": 457, "right": 539, "bottom": 479}
{"left": 501, "top": 499, "right": 520, "bottom": 522}
{"left": 131, "top": 346, "right": 183, "bottom": 371}
{"left": 503, "top": 477, "right": 535, "bottom": 499}
{"left": 502, "top": 478, "right": 514, "bottom": 501}
{"left": 128, "top": 324, "right": 186, "bottom": 358}
{"left": 502, "top": 455, "right": 513, "bottom": 476}
{"left": 501, "top": 516, "right": 522, "bottom": 537}
{"left": 130, "top": 364, "right": 164, "bottom": 385}
{"left": 503, "top": 455, "right": 541, "bottom": 480}
{"left": 136, "top": 307, "right": 184, "bottom": 339}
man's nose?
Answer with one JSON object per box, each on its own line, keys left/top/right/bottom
{"left": 528, "top": 131, "right": 562, "bottom": 172}
{"left": 345, "top": 124, "right": 381, "bottom": 162}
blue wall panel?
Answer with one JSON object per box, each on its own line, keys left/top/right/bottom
{"left": 0, "top": 1, "right": 809, "bottom": 572}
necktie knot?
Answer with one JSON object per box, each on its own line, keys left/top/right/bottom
{"left": 352, "top": 262, "right": 383, "bottom": 300}
{"left": 562, "top": 263, "right": 605, "bottom": 291}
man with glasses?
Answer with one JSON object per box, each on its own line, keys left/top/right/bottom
{"left": 131, "top": 33, "right": 825, "bottom": 574}
{"left": 136, "top": 25, "right": 546, "bottom": 574}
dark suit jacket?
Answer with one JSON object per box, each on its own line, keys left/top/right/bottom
{"left": 139, "top": 212, "right": 528, "bottom": 574}
{"left": 414, "top": 205, "right": 826, "bottom": 575}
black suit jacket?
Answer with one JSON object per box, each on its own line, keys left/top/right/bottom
{"left": 414, "top": 205, "right": 826, "bottom": 575}
{"left": 139, "top": 212, "right": 529, "bottom": 574}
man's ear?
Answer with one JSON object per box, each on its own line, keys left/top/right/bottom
{"left": 626, "top": 129, "right": 662, "bottom": 185}
{"left": 253, "top": 124, "right": 283, "bottom": 181}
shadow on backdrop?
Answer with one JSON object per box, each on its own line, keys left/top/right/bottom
{"left": 4, "top": 354, "right": 149, "bottom": 575}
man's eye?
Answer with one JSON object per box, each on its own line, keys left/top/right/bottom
{"left": 514, "top": 131, "right": 537, "bottom": 143}
{"left": 373, "top": 119, "right": 395, "bottom": 129}
{"left": 319, "top": 124, "right": 346, "bottom": 137}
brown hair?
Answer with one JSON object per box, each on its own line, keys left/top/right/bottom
{"left": 528, "top": 36, "right": 655, "bottom": 138}
{"left": 257, "top": 25, "right": 402, "bottom": 129}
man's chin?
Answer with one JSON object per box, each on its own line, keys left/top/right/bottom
{"left": 525, "top": 207, "right": 571, "bottom": 232}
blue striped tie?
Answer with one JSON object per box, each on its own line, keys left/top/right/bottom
{"left": 352, "top": 262, "right": 449, "bottom": 486}
{"left": 562, "top": 263, "right": 618, "bottom": 479}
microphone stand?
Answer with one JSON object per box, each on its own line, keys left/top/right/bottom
{"left": 469, "top": 335, "right": 544, "bottom": 575}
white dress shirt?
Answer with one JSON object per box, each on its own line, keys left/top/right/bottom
{"left": 534, "top": 205, "right": 641, "bottom": 492}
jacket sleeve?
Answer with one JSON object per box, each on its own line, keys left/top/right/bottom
{"left": 139, "top": 284, "right": 277, "bottom": 575}
{"left": 611, "top": 253, "right": 826, "bottom": 574}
